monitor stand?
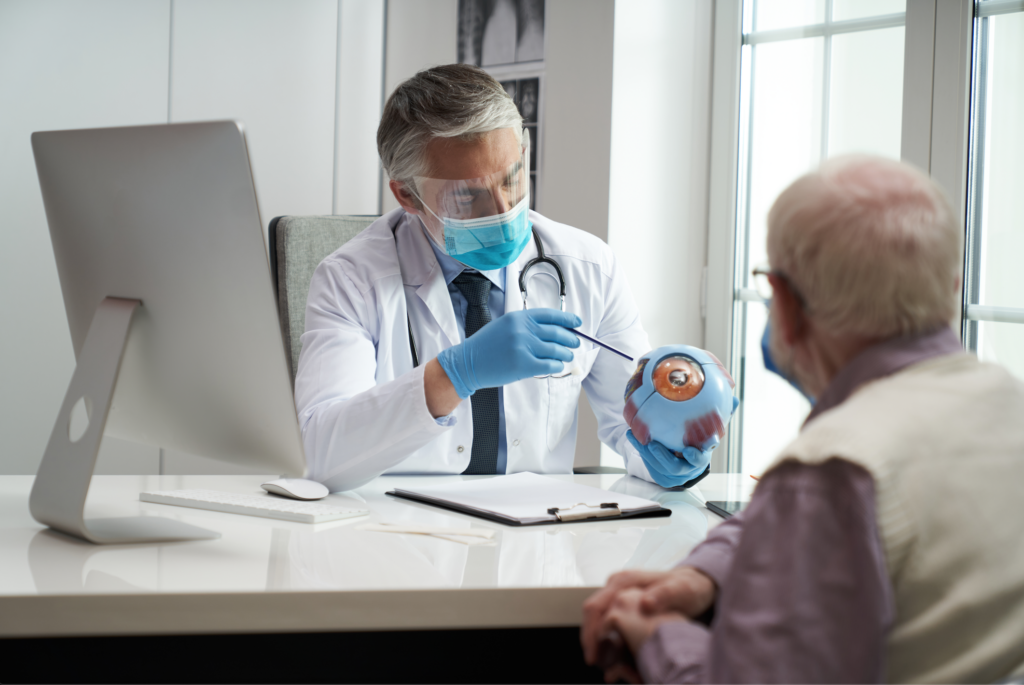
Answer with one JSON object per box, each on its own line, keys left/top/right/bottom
{"left": 29, "top": 297, "right": 220, "bottom": 544}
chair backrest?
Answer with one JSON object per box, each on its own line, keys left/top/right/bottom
{"left": 269, "top": 214, "right": 379, "bottom": 384}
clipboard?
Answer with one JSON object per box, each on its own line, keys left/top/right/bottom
{"left": 386, "top": 472, "right": 671, "bottom": 526}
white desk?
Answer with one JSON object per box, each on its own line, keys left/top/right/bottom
{"left": 0, "top": 473, "right": 754, "bottom": 639}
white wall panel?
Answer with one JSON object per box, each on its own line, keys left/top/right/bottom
{"left": 334, "top": 0, "right": 386, "bottom": 215}
{"left": 603, "top": 0, "right": 714, "bottom": 467}
{"left": 0, "top": 0, "right": 170, "bottom": 474}
{"left": 380, "top": 0, "right": 459, "bottom": 214}
{"left": 170, "top": 0, "right": 338, "bottom": 232}
{"left": 542, "top": 0, "right": 615, "bottom": 240}
{"left": 608, "top": 0, "right": 712, "bottom": 349}
{"left": 543, "top": 0, "right": 618, "bottom": 469}
{"left": 165, "top": 0, "right": 339, "bottom": 474}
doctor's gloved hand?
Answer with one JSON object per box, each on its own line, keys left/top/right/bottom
{"left": 626, "top": 431, "right": 712, "bottom": 489}
{"left": 437, "top": 308, "right": 581, "bottom": 398}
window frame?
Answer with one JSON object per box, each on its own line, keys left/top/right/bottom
{"left": 703, "top": 0, "right": 976, "bottom": 474}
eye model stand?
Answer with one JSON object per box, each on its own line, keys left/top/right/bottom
{"left": 29, "top": 297, "right": 219, "bottom": 544}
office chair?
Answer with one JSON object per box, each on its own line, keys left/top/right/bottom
{"left": 269, "top": 214, "right": 379, "bottom": 383}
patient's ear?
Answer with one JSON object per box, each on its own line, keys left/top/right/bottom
{"left": 770, "top": 274, "right": 809, "bottom": 346}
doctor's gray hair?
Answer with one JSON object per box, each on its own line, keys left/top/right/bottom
{"left": 767, "top": 155, "right": 963, "bottom": 339}
{"left": 377, "top": 64, "right": 523, "bottom": 185}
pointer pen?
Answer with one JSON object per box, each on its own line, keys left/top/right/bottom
{"left": 572, "top": 329, "right": 634, "bottom": 362}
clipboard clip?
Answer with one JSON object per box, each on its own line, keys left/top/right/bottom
{"left": 547, "top": 502, "right": 621, "bottom": 522}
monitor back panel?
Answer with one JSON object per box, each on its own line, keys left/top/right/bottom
{"left": 32, "top": 121, "right": 305, "bottom": 475}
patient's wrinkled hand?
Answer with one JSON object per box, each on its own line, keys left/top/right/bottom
{"left": 637, "top": 565, "right": 717, "bottom": 618}
{"left": 590, "top": 588, "right": 686, "bottom": 683}
{"left": 581, "top": 567, "right": 717, "bottom": 669}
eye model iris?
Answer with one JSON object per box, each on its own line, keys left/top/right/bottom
{"left": 653, "top": 356, "right": 704, "bottom": 401}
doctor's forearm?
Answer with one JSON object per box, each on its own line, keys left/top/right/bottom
{"left": 424, "top": 358, "right": 462, "bottom": 418}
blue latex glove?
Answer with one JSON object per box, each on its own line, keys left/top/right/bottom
{"left": 626, "top": 430, "right": 712, "bottom": 489}
{"left": 437, "top": 308, "right": 582, "bottom": 398}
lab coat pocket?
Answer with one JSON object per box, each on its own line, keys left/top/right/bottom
{"left": 546, "top": 347, "right": 599, "bottom": 451}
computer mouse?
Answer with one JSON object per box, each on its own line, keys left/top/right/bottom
{"left": 261, "top": 478, "right": 330, "bottom": 501}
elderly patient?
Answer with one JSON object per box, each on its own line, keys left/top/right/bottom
{"left": 581, "top": 156, "right": 1024, "bottom": 684}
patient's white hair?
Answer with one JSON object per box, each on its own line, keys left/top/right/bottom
{"left": 767, "top": 155, "right": 963, "bottom": 338}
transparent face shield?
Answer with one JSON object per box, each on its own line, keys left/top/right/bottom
{"left": 411, "top": 130, "right": 531, "bottom": 270}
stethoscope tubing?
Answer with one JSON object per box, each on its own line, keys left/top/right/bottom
{"left": 406, "top": 224, "right": 635, "bottom": 367}
{"left": 520, "top": 228, "right": 634, "bottom": 362}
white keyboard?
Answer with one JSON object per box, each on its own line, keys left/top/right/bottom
{"left": 140, "top": 489, "right": 369, "bottom": 524}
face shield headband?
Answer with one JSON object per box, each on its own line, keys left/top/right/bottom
{"left": 411, "top": 130, "right": 532, "bottom": 272}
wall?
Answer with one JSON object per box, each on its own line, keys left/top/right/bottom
{"left": 602, "top": 0, "right": 714, "bottom": 466}
{"left": 543, "top": 0, "right": 616, "bottom": 468}
{"left": 0, "top": 0, "right": 170, "bottom": 476}
{"left": 0, "top": 0, "right": 384, "bottom": 475}
{"left": 380, "top": 0, "right": 460, "bottom": 215}
{"left": 0, "top": 0, "right": 714, "bottom": 476}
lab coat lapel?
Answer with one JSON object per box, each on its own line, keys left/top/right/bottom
{"left": 393, "top": 213, "right": 460, "bottom": 349}
{"left": 504, "top": 222, "right": 549, "bottom": 472}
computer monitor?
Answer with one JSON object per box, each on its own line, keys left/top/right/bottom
{"left": 31, "top": 121, "right": 306, "bottom": 543}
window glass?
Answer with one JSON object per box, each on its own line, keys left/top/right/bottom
{"left": 738, "top": 297, "right": 812, "bottom": 475}
{"left": 745, "top": 38, "right": 824, "bottom": 274}
{"left": 832, "top": 0, "right": 905, "bottom": 22}
{"left": 967, "top": 8, "right": 1024, "bottom": 381}
{"left": 753, "top": 0, "right": 824, "bottom": 32}
{"left": 978, "top": 321, "right": 1024, "bottom": 380}
{"left": 828, "top": 27, "right": 904, "bottom": 158}
{"left": 734, "top": 1, "right": 905, "bottom": 477}
{"left": 976, "top": 12, "right": 1024, "bottom": 310}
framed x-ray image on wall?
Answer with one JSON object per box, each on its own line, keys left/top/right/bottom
{"left": 458, "top": 0, "right": 545, "bottom": 210}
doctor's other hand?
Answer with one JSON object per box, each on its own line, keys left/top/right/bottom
{"left": 581, "top": 567, "right": 717, "bottom": 668}
{"left": 437, "top": 308, "right": 581, "bottom": 399}
{"left": 626, "top": 430, "right": 712, "bottom": 489}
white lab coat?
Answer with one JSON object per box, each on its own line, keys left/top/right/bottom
{"left": 295, "top": 208, "right": 657, "bottom": 492}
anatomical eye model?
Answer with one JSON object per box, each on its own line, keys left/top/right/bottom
{"left": 623, "top": 345, "right": 739, "bottom": 455}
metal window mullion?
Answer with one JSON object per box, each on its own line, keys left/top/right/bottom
{"left": 727, "top": 36, "right": 758, "bottom": 475}
{"left": 975, "top": 0, "right": 1024, "bottom": 18}
{"left": 963, "top": 15, "right": 991, "bottom": 350}
{"left": 704, "top": 0, "right": 744, "bottom": 472}
{"left": 821, "top": 0, "right": 833, "bottom": 160}
{"left": 743, "top": 12, "right": 905, "bottom": 45}
{"left": 966, "top": 305, "right": 1024, "bottom": 325}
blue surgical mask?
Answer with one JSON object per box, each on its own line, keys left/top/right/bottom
{"left": 760, "top": 307, "right": 815, "bottom": 404}
{"left": 426, "top": 194, "right": 533, "bottom": 271}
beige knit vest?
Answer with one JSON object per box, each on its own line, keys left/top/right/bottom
{"left": 766, "top": 353, "right": 1024, "bottom": 683}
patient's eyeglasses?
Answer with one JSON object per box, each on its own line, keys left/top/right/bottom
{"left": 751, "top": 266, "right": 809, "bottom": 310}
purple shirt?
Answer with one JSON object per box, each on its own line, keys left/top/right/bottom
{"left": 637, "top": 327, "right": 963, "bottom": 684}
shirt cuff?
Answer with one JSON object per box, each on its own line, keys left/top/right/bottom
{"left": 638, "top": 620, "right": 711, "bottom": 684}
{"left": 433, "top": 414, "right": 457, "bottom": 427}
{"left": 624, "top": 442, "right": 657, "bottom": 484}
{"left": 677, "top": 538, "right": 734, "bottom": 590}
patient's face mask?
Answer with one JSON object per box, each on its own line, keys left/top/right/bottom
{"left": 761, "top": 303, "right": 816, "bottom": 405}
{"left": 412, "top": 130, "right": 532, "bottom": 272}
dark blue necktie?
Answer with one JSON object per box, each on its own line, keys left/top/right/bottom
{"left": 452, "top": 272, "right": 499, "bottom": 475}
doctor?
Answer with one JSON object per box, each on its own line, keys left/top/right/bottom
{"left": 295, "top": 64, "right": 710, "bottom": 492}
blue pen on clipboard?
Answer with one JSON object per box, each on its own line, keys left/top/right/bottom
{"left": 572, "top": 329, "right": 634, "bottom": 362}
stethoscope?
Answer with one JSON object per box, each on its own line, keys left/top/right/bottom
{"left": 407, "top": 228, "right": 566, "bottom": 368}
{"left": 519, "top": 230, "right": 566, "bottom": 312}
